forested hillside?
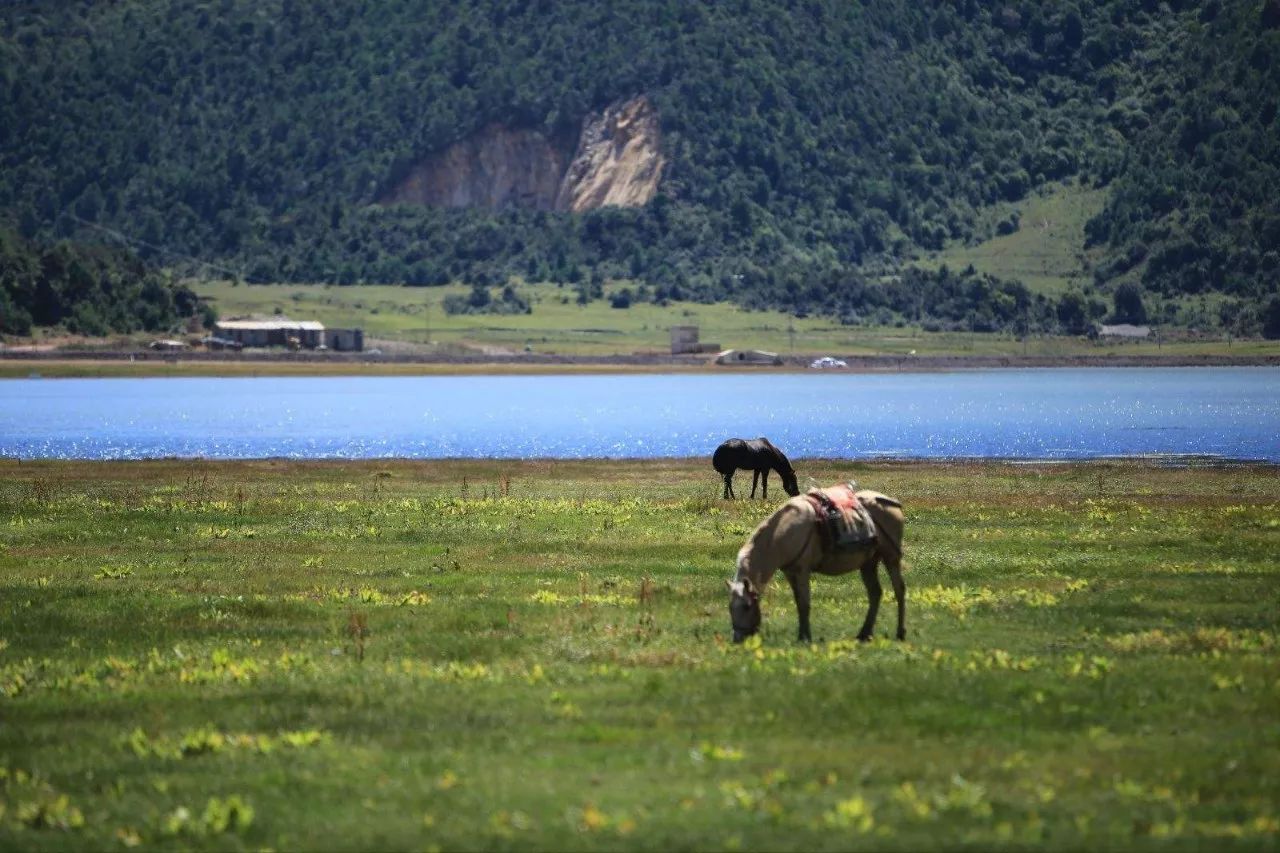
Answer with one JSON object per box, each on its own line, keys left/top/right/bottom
{"left": 0, "top": 228, "right": 204, "bottom": 337}
{"left": 2, "top": 0, "right": 1277, "bottom": 335}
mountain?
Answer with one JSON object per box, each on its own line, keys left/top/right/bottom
{"left": 2, "top": 0, "right": 1277, "bottom": 335}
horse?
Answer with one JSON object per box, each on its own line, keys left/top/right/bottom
{"left": 712, "top": 437, "right": 800, "bottom": 500}
{"left": 726, "top": 487, "right": 905, "bottom": 644}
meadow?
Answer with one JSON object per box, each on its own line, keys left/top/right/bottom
{"left": 1, "top": 458, "right": 1277, "bottom": 850}
{"left": 922, "top": 180, "right": 1108, "bottom": 297}
{"left": 189, "top": 279, "right": 1280, "bottom": 363}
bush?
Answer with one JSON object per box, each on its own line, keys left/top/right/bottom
{"left": 0, "top": 294, "right": 33, "bottom": 336}
{"left": 1263, "top": 296, "right": 1280, "bottom": 340}
{"left": 1112, "top": 282, "right": 1148, "bottom": 325}
{"left": 443, "top": 284, "right": 531, "bottom": 316}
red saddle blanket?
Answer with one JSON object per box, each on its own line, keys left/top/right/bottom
{"left": 805, "top": 483, "right": 877, "bottom": 551}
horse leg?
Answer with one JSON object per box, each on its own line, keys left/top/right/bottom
{"left": 723, "top": 473, "right": 734, "bottom": 500}
{"left": 855, "top": 562, "right": 883, "bottom": 642}
{"left": 886, "top": 560, "right": 907, "bottom": 641}
{"left": 761, "top": 469, "right": 769, "bottom": 500}
{"left": 750, "top": 470, "right": 760, "bottom": 498}
{"left": 784, "top": 570, "right": 812, "bottom": 643}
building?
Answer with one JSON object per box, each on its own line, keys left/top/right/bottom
{"left": 670, "top": 325, "right": 720, "bottom": 355}
{"left": 1098, "top": 324, "right": 1151, "bottom": 339}
{"left": 324, "top": 328, "right": 364, "bottom": 352}
{"left": 714, "top": 348, "right": 783, "bottom": 366}
{"left": 213, "top": 319, "right": 327, "bottom": 349}
{"left": 199, "top": 335, "right": 243, "bottom": 351}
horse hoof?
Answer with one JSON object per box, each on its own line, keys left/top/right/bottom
{"left": 857, "top": 633, "right": 873, "bottom": 643}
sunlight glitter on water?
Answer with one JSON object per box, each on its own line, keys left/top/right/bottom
{"left": 1, "top": 368, "right": 1277, "bottom": 461}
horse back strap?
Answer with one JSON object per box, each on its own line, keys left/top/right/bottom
{"left": 806, "top": 491, "right": 838, "bottom": 553}
{"left": 806, "top": 485, "right": 877, "bottom": 552}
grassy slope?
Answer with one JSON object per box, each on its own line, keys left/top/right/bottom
{"left": 920, "top": 181, "right": 1109, "bottom": 297}
{"left": 1, "top": 459, "right": 1277, "bottom": 850}
{"left": 918, "top": 180, "right": 1259, "bottom": 331}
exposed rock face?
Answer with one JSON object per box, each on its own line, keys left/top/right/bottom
{"left": 378, "top": 125, "right": 575, "bottom": 211}
{"left": 556, "top": 96, "right": 665, "bottom": 212}
{"left": 379, "top": 95, "right": 664, "bottom": 213}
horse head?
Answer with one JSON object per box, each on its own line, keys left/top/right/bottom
{"left": 726, "top": 577, "right": 762, "bottom": 643}
{"left": 781, "top": 469, "right": 800, "bottom": 497}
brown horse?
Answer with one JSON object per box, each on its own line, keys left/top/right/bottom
{"left": 727, "top": 489, "right": 905, "bottom": 643}
{"left": 712, "top": 437, "right": 800, "bottom": 500}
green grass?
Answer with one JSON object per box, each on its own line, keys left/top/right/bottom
{"left": 2, "top": 459, "right": 1278, "bottom": 850}
{"left": 187, "top": 278, "right": 1280, "bottom": 365}
{"left": 917, "top": 181, "right": 1271, "bottom": 340}
{"left": 921, "top": 180, "right": 1109, "bottom": 297}
{"left": 197, "top": 279, "right": 839, "bottom": 357}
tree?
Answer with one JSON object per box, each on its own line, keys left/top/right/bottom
{"left": 1112, "top": 282, "right": 1147, "bottom": 325}
{"left": 0, "top": 291, "right": 33, "bottom": 335}
{"left": 467, "top": 283, "right": 491, "bottom": 309}
{"left": 1263, "top": 296, "right": 1280, "bottom": 340}
{"left": 1056, "top": 291, "right": 1089, "bottom": 335}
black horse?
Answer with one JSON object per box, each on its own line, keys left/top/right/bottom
{"left": 712, "top": 437, "right": 800, "bottom": 500}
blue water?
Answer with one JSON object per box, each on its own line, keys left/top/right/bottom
{"left": 2, "top": 368, "right": 1277, "bottom": 461}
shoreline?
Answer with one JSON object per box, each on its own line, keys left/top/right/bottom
{"left": 4, "top": 454, "right": 1276, "bottom": 469}
{"left": 3, "top": 349, "right": 1279, "bottom": 377}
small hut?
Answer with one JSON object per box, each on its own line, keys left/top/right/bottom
{"left": 324, "top": 328, "right": 364, "bottom": 352}
{"left": 670, "top": 325, "right": 720, "bottom": 355}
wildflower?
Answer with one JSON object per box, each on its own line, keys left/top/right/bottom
{"left": 823, "top": 795, "right": 874, "bottom": 832}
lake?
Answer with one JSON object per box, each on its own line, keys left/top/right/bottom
{"left": 2, "top": 368, "right": 1278, "bottom": 462}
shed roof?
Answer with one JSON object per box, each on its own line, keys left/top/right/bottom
{"left": 1098, "top": 323, "right": 1151, "bottom": 338}
{"left": 215, "top": 319, "right": 325, "bottom": 332}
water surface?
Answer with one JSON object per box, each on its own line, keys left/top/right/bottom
{"left": 2, "top": 368, "right": 1276, "bottom": 461}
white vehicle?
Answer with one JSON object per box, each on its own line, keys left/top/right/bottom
{"left": 809, "top": 356, "right": 847, "bottom": 369}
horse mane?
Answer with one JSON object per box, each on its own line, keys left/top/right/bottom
{"left": 736, "top": 498, "right": 811, "bottom": 586}
{"left": 756, "top": 437, "right": 793, "bottom": 473}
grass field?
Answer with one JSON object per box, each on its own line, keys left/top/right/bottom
{"left": 188, "top": 279, "right": 1280, "bottom": 363}
{"left": 1, "top": 459, "right": 1277, "bottom": 850}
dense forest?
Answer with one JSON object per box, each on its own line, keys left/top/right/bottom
{"left": 1, "top": 0, "right": 1277, "bottom": 336}
{"left": 0, "top": 228, "right": 204, "bottom": 337}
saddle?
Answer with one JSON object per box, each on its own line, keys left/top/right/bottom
{"left": 805, "top": 482, "right": 878, "bottom": 552}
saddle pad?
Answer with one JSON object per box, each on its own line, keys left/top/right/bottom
{"left": 805, "top": 483, "right": 877, "bottom": 550}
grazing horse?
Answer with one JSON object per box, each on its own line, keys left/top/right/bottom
{"left": 727, "top": 488, "right": 905, "bottom": 643}
{"left": 712, "top": 437, "right": 800, "bottom": 500}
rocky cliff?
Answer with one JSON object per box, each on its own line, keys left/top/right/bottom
{"left": 555, "top": 96, "right": 665, "bottom": 212}
{"left": 379, "top": 96, "right": 664, "bottom": 213}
